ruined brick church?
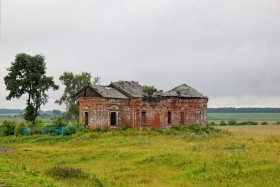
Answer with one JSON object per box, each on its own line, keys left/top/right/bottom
{"left": 73, "top": 81, "right": 208, "bottom": 129}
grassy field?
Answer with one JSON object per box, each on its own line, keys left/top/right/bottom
{"left": 208, "top": 113, "right": 280, "bottom": 121}
{"left": 217, "top": 125, "right": 280, "bottom": 136}
{"left": 208, "top": 113, "right": 280, "bottom": 126}
{"left": 1, "top": 126, "right": 280, "bottom": 186}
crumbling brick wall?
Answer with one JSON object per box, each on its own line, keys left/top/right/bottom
{"left": 139, "top": 98, "right": 208, "bottom": 128}
{"left": 78, "top": 97, "right": 208, "bottom": 129}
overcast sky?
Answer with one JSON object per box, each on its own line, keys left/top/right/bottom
{"left": 1, "top": 0, "right": 280, "bottom": 110}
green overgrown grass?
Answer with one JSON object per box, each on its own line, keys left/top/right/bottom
{"left": 45, "top": 165, "right": 88, "bottom": 179}
{"left": 208, "top": 113, "right": 280, "bottom": 121}
{"left": 1, "top": 126, "right": 280, "bottom": 186}
{"left": 0, "top": 160, "right": 55, "bottom": 187}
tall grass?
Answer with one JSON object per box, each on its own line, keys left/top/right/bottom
{"left": 1, "top": 126, "right": 280, "bottom": 186}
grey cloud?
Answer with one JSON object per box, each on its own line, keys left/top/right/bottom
{"left": 1, "top": 0, "right": 280, "bottom": 109}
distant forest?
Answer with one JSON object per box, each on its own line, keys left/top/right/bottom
{"left": 1, "top": 108, "right": 280, "bottom": 115}
{"left": 0, "top": 109, "right": 22, "bottom": 114}
{"left": 208, "top": 108, "right": 280, "bottom": 113}
{"left": 0, "top": 108, "right": 63, "bottom": 118}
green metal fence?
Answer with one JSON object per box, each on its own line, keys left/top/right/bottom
{"left": 22, "top": 127, "right": 31, "bottom": 136}
{"left": 0, "top": 125, "right": 80, "bottom": 136}
{"left": 42, "top": 126, "right": 63, "bottom": 136}
{"left": 41, "top": 125, "right": 80, "bottom": 136}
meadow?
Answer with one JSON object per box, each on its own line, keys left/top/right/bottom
{"left": 208, "top": 113, "right": 280, "bottom": 121}
{"left": 208, "top": 113, "right": 280, "bottom": 125}
{"left": 1, "top": 125, "right": 280, "bottom": 187}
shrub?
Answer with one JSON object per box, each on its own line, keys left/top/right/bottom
{"left": 35, "top": 118, "right": 44, "bottom": 126}
{"left": 14, "top": 122, "right": 26, "bottom": 136}
{"left": 249, "top": 121, "right": 258, "bottom": 125}
{"left": 0, "top": 120, "right": 17, "bottom": 136}
{"left": 29, "top": 126, "right": 43, "bottom": 135}
{"left": 188, "top": 124, "right": 221, "bottom": 134}
{"left": 170, "top": 125, "right": 183, "bottom": 131}
{"left": 188, "top": 125, "right": 201, "bottom": 133}
{"left": 121, "top": 125, "right": 133, "bottom": 130}
{"left": 275, "top": 121, "right": 280, "bottom": 125}
{"left": 52, "top": 116, "right": 67, "bottom": 126}
{"left": 237, "top": 121, "right": 258, "bottom": 125}
{"left": 261, "top": 122, "right": 268, "bottom": 125}
{"left": 219, "top": 121, "right": 227, "bottom": 126}
{"left": 45, "top": 165, "right": 87, "bottom": 179}
{"left": 26, "top": 118, "right": 44, "bottom": 127}
{"left": 208, "top": 122, "right": 216, "bottom": 126}
{"left": 64, "top": 125, "right": 80, "bottom": 136}
{"left": 92, "top": 125, "right": 110, "bottom": 132}
{"left": 228, "top": 120, "right": 237, "bottom": 126}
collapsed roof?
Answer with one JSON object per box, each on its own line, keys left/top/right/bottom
{"left": 73, "top": 81, "right": 207, "bottom": 99}
{"left": 72, "top": 85, "right": 128, "bottom": 99}
{"left": 153, "top": 84, "right": 207, "bottom": 98}
{"left": 110, "top": 81, "right": 147, "bottom": 98}
{"left": 91, "top": 85, "right": 128, "bottom": 99}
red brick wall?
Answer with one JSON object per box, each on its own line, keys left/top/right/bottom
{"left": 139, "top": 98, "right": 208, "bottom": 128}
{"left": 78, "top": 97, "right": 208, "bottom": 129}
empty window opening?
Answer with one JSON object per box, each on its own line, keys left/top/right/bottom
{"left": 141, "top": 112, "right": 146, "bottom": 125}
{"left": 168, "top": 112, "right": 172, "bottom": 124}
{"left": 84, "top": 112, "right": 89, "bottom": 125}
{"left": 110, "top": 112, "right": 117, "bottom": 126}
{"left": 180, "top": 112, "right": 185, "bottom": 124}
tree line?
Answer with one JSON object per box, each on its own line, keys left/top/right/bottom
{"left": 208, "top": 108, "right": 280, "bottom": 113}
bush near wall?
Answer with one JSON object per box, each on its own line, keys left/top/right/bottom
{"left": 0, "top": 120, "right": 17, "bottom": 136}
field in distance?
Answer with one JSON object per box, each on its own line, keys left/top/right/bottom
{"left": 216, "top": 125, "right": 280, "bottom": 136}
{"left": 208, "top": 113, "right": 280, "bottom": 124}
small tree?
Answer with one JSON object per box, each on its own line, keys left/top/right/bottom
{"left": 143, "top": 85, "right": 158, "bottom": 97}
{"left": 55, "top": 72, "right": 100, "bottom": 120}
{"left": 4, "top": 53, "right": 59, "bottom": 125}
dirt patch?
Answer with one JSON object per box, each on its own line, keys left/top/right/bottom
{"left": 0, "top": 147, "right": 17, "bottom": 153}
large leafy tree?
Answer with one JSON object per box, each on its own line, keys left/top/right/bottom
{"left": 55, "top": 72, "right": 100, "bottom": 120}
{"left": 4, "top": 53, "right": 59, "bottom": 125}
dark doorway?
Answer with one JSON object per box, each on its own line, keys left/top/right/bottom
{"left": 180, "top": 112, "right": 185, "bottom": 124}
{"left": 110, "top": 112, "right": 117, "bottom": 126}
{"left": 168, "top": 111, "right": 172, "bottom": 124}
{"left": 84, "top": 112, "right": 89, "bottom": 126}
{"left": 141, "top": 112, "right": 146, "bottom": 125}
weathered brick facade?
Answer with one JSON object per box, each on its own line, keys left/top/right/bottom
{"left": 74, "top": 81, "right": 208, "bottom": 129}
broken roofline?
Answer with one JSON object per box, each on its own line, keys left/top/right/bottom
{"left": 72, "top": 81, "right": 208, "bottom": 99}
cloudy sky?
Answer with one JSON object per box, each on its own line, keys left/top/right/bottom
{"left": 1, "top": 0, "right": 280, "bottom": 110}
